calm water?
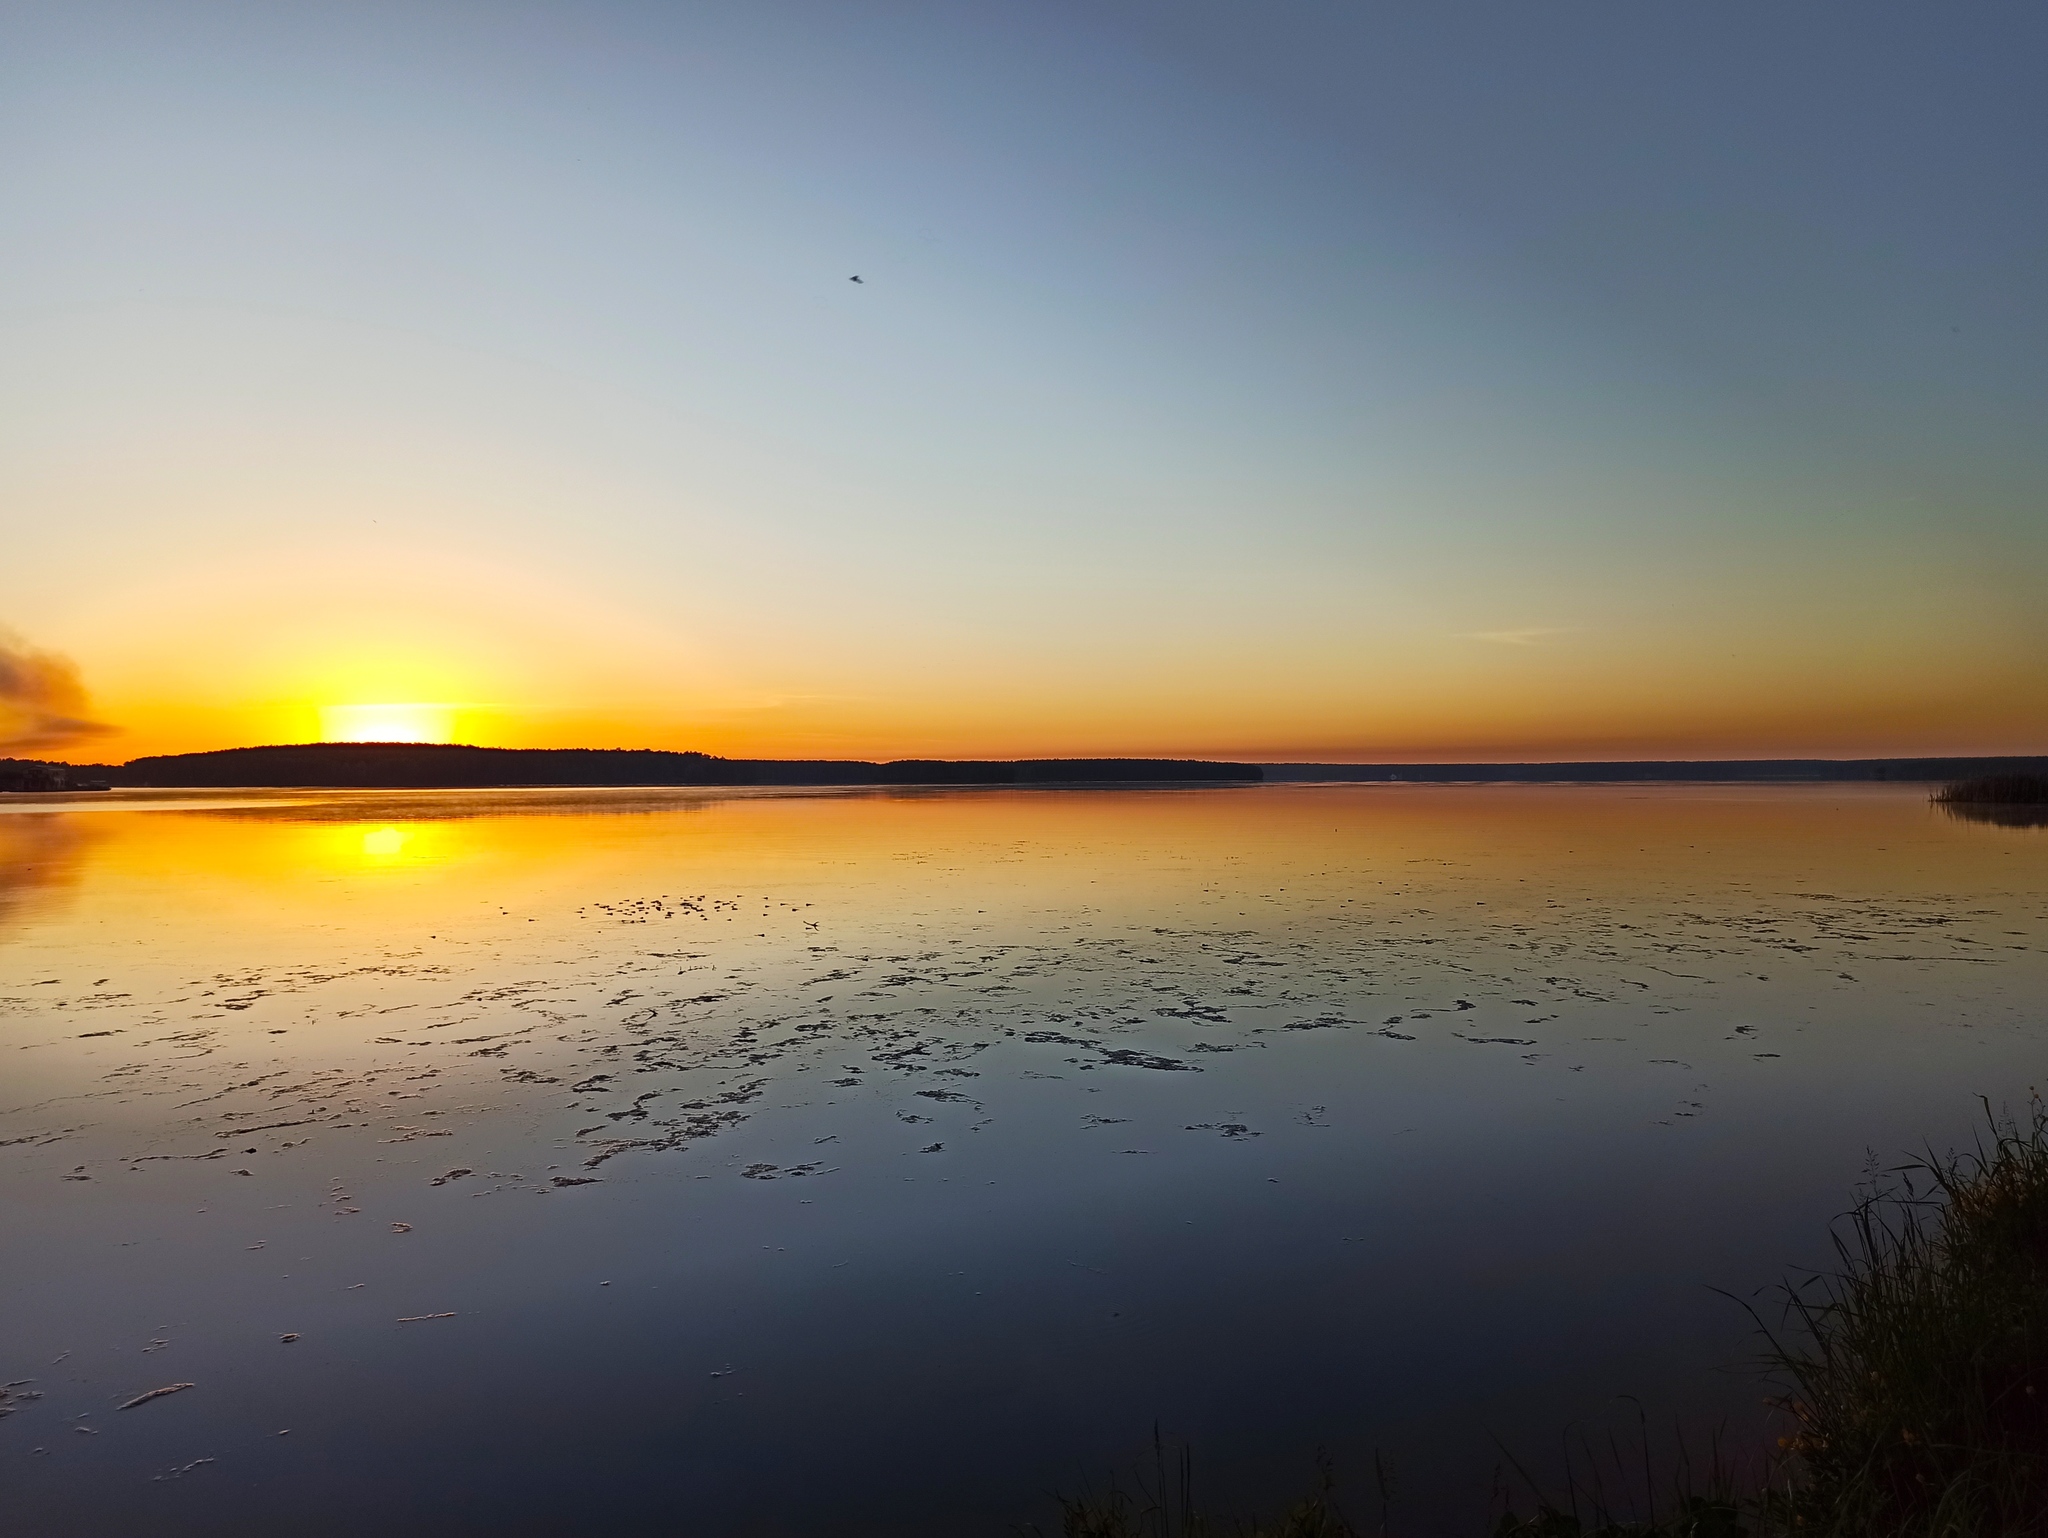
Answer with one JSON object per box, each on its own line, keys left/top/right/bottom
{"left": 2, "top": 784, "right": 2042, "bottom": 1534}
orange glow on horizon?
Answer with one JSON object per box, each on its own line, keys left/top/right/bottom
{"left": 29, "top": 537, "right": 2048, "bottom": 767}
{"left": 43, "top": 680, "right": 2048, "bottom": 767}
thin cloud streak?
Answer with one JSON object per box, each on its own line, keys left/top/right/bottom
{"left": 1455, "top": 627, "right": 1577, "bottom": 647}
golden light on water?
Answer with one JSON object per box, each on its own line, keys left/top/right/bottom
{"left": 319, "top": 820, "right": 453, "bottom": 871}
{"left": 359, "top": 825, "right": 410, "bottom": 859}
{"left": 318, "top": 703, "right": 456, "bottom": 744}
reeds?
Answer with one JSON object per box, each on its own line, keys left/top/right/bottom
{"left": 1488, "top": 1409, "right": 1748, "bottom": 1538}
{"left": 1756, "top": 1097, "right": 2048, "bottom": 1538}
{"left": 1049, "top": 1432, "right": 1359, "bottom": 1537}
{"left": 1932, "top": 776, "right": 2048, "bottom": 806}
{"left": 1051, "top": 1096, "right": 2048, "bottom": 1538}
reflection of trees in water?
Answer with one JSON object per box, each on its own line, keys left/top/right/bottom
{"left": 196, "top": 789, "right": 729, "bottom": 825}
{"left": 0, "top": 815, "right": 92, "bottom": 933}
{"left": 1939, "top": 802, "right": 2048, "bottom": 829}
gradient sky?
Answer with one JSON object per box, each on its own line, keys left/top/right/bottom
{"left": 4, "top": 1, "right": 2045, "bottom": 762}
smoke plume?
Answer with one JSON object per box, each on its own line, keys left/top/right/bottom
{"left": 0, "top": 632, "right": 114, "bottom": 754}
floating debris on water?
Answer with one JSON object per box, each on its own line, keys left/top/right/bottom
{"left": 118, "top": 1383, "right": 194, "bottom": 1410}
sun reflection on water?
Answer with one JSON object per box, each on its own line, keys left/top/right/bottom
{"left": 332, "top": 820, "right": 466, "bottom": 871}
{"left": 360, "top": 825, "right": 410, "bottom": 860}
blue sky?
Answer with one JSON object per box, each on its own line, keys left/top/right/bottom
{"left": 4, "top": 2, "right": 2044, "bottom": 759}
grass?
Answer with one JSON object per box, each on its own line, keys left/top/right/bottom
{"left": 1755, "top": 1097, "right": 2048, "bottom": 1537}
{"left": 1048, "top": 1097, "right": 2048, "bottom": 1538}
{"left": 1045, "top": 1434, "right": 1364, "bottom": 1537}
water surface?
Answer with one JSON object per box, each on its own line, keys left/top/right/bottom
{"left": 3, "top": 784, "right": 2042, "bottom": 1533}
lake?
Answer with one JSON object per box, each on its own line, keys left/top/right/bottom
{"left": 2, "top": 783, "right": 2042, "bottom": 1534}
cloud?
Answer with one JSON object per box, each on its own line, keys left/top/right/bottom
{"left": 1455, "top": 627, "right": 1576, "bottom": 647}
{"left": 0, "top": 632, "right": 115, "bottom": 753}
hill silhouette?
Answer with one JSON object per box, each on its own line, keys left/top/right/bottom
{"left": 12, "top": 745, "right": 2048, "bottom": 792}
{"left": 58, "top": 743, "right": 1264, "bottom": 789}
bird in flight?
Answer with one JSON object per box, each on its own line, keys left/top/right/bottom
{"left": 849, "top": 274, "right": 863, "bottom": 283}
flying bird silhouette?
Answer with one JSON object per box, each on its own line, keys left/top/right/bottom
{"left": 849, "top": 275, "right": 863, "bottom": 283}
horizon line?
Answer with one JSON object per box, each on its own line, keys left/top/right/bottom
{"left": 19, "top": 741, "right": 2048, "bottom": 770}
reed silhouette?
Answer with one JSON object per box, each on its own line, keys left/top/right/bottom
{"left": 1056, "top": 1097, "right": 2048, "bottom": 1538}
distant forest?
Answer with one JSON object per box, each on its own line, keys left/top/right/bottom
{"left": 7, "top": 745, "right": 2048, "bottom": 792}
{"left": 23, "top": 744, "right": 1264, "bottom": 790}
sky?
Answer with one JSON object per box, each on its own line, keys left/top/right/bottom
{"left": 3, "top": 1, "right": 2045, "bottom": 764}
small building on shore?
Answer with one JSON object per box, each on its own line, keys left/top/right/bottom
{"left": 0, "top": 758, "right": 71, "bottom": 793}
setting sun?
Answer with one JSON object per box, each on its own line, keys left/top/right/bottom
{"left": 318, "top": 702, "right": 456, "bottom": 744}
